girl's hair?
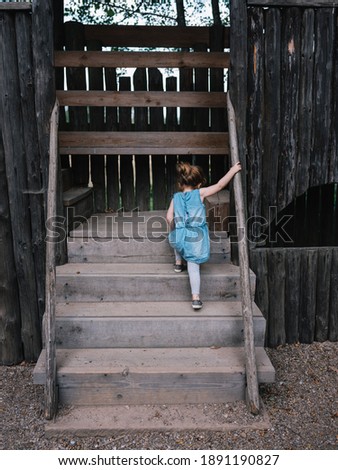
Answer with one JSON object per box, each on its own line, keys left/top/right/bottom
{"left": 176, "top": 161, "right": 207, "bottom": 191}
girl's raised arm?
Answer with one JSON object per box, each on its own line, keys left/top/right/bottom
{"left": 199, "top": 162, "right": 241, "bottom": 201}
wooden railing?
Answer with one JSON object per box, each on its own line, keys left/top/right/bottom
{"left": 44, "top": 99, "right": 59, "bottom": 419}
{"left": 227, "top": 93, "right": 260, "bottom": 415}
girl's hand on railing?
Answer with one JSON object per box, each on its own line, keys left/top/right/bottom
{"left": 231, "top": 161, "right": 242, "bottom": 175}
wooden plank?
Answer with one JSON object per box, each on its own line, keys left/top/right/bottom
{"left": 310, "top": 8, "right": 335, "bottom": 187}
{"left": 105, "top": 67, "right": 119, "bottom": 211}
{"left": 248, "top": 0, "right": 338, "bottom": 6}
{"left": 149, "top": 68, "right": 166, "bottom": 210}
{"left": 87, "top": 39, "right": 105, "bottom": 213}
{"left": 210, "top": 25, "right": 227, "bottom": 184}
{"left": 315, "top": 248, "right": 332, "bottom": 341}
{"left": 299, "top": 249, "right": 318, "bottom": 343}
{"left": 0, "top": 10, "right": 41, "bottom": 362}
{"left": 56, "top": 90, "right": 228, "bottom": 108}
{"left": 59, "top": 132, "right": 229, "bottom": 155}
{"left": 134, "top": 68, "right": 150, "bottom": 211}
{"left": 118, "top": 76, "right": 134, "bottom": 211}
{"left": 296, "top": 9, "right": 314, "bottom": 196}
{"left": 54, "top": 51, "right": 230, "bottom": 69}
{"left": 64, "top": 21, "right": 89, "bottom": 187}
{"left": 82, "top": 25, "right": 230, "bottom": 48}
{"left": 284, "top": 249, "right": 301, "bottom": 344}
{"left": 266, "top": 249, "right": 286, "bottom": 347}
{"left": 329, "top": 249, "right": 338, "bottom": 341}
{"left": 278, "top": 7, "right": 301, "bottom": 210}
{"left": 262, "top": 8, "right": 281, "bottom": 221}
{"left": 249, "top": 250, "right": 269, "bottom": 340}
{"left": 247, "top": 7, "right": 264, "bottom": 221}
{"left": 0, "top": 3, "right": 32, "bottom": 10}
{"left": 165, "top": 77, "right": 178, "bottom": 204}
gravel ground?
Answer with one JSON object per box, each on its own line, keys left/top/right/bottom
{"left": 1, "top": 341, "right": 337, "bottom": 450}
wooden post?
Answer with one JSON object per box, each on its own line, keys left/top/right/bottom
{"left": 44, "top": 100, "right": 59, "bottom": 420}
{"left": 227, "top": 93, "right": 260, "bottom": 415}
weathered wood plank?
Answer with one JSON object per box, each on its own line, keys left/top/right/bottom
{"left": 310, "top": 8, "right": 335, "bottom": 187}
{"left": 105, "top": 67, "right": 119, "bottom": 211}
{"left": 329, "top": 249, "right": 338, "bottom": 342}
{"left": 59, "top": 132, "right": 229, "bottom": 155}
{"left": 267, "top": 250, "right": 286, "bottom": 347}
{"left": 64, "top": 21, "right": 89, "bottom": 186}
{"left": 299, "top": 249, "right": 318, "bottom": 343}
{"left": 315, "top": 248, "right": 332, "bottom": 341}
{"left": 0, "top": 11, "right": 41, "bottom": 361}
{"left": 82, "top": 25, "right": 230, "bottom": 48}
{"left": 118, "top": 77, "right": 134, "bottom": 211}
{"left": 247, "top": 7, "right": 264, "bottom": 222}
{"left": 88, "top": 39, "right": 105, "bottom": 213}
{"left": 149, "top": 68, "right": 166, "bottom": 210}
{"left": 165, "top": 77, "right": 178, "bottom": 204}
{"left": 296, "top": 9, "right": 314, "bottom": 196}
{"left": 54, "top": 51, "right": 230, "bottom": 69}
{"left": 278, "top": 7, "right": 301, "bottom": 210}
{"left": 262, "top": 7, "right": 281, "bottom": 221}
{"left": 284, "top": 249, "right": 301, "bottom": 344}
{"left": 0, "top": 3, "right": 32, "bottom": 10}
{"left": 134, "top": 68, "right": 150, "bottom": 211}
{"left": 56, "top": 90, "right": 228, "bottom": 108}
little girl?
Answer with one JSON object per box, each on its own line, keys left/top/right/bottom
{"left": 166, "top": 161, "right": 242, "bottom": 310}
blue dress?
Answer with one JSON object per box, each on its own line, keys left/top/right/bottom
{"left": 168, "top": 189, "right": 210, "bottom": 264}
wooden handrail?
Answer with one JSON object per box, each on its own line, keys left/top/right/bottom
{"left": 227, "top": 93, "right": 260, "bottom": 415}
{"left": 44, "top": 99, "right": 59, "bottom": 420}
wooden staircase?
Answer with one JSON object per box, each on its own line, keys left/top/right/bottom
{"left": 34, "top": 212, "right": 275, "bottom": 408}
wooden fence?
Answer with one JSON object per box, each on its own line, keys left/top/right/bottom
{"left": 56, "top": 22, "right": 230, "bottom": 212}
{"left": 0, "top": 1, "right": 54, "bottom": 364}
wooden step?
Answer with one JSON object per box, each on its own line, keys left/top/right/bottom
{"left": 33, "top": 347, "right": 275, "bottom": 405}
{"left": 55, "top": 301, "right": 266, "bottom": 349}
{"left": 55, "top": 263, "right": 256, "bottom": 302}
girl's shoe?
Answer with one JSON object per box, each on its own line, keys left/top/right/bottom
{"left": 192, "top": 299, "right": 203, "bottom": 310}
{"left": 174, "top": 263, "right": 186, "bottom": 273}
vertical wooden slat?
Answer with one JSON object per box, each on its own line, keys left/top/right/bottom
{"left": 262, "top": 7, "right": 281, "bottom": 221}
{"left": 329, "top": 248, "right": 338, "bottom": 342}
{"left": 105, "top": 67, "right": 119, "bottom": 211}
{"left": 134, "top": 68, "right": 150, "bottom": 211}
{"left": 88, "top": 39, "right": 105, "bottom": 212}
{"left": 210, "top": 25, "right": 227, "bottom": 184}
{"left": 310, "top": 8, "right": 335, "bottom": 187}
{"left": 299, "top": 249, "right": 318, "bottom": 343}
{"left": 194, "top": 43, "right": 210, "bottom": 182}
{"left": 296, "top": 9, "right": 314, "bottom": 196}
{"left": 0, "top": 11, "right": 41, "bottom": 361}
{"left": 315, "top": 248, "right": 332, "bottom": 341}
{"left": 119, "top": 76, "right": 134, "bottom": 210}
{"left": 284, "top": 249, "right": 301, "bottom": 344}
{"left": 278, "top": 8, "right": 301, "bottom": 211}
{"left": 247, "top": 7, "right": 264, "bottom": 222}
{"left": 149, "top": 68, "right": 166, "bottom": 210}
{"left": 165, "top": 76, "right": 178, "bottom": 204}
{"left": 64, "top": 22, "right": 89, "bottom": 187}
{"left": 249, "top": 249, "right": 269, "bottom": 343}
{"left": 179, "top": 63, "right": 193, "bottom": 165}
{"left": 267, "top": 249, "right": 286, "bottom": 347}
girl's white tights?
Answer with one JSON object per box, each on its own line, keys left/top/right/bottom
{"left": 175, "top": 251, "right": 200, "bottom": 297}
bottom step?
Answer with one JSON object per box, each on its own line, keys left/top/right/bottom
{"left": 34, "top": 347, "right": 275, "bottom": 406}
{"left": 44, "top": 401, "right": 271, "bottom": 436}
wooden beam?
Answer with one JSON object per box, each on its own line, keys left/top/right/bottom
{"left": 54, "top": 51, "right": 230, "bottom": 69}
{"left": 56, "top": 91, "right": 228, "bottom": 108}
{"left": 248, "top": 0, "right": 338, "bottom": 5}
{"left": 59, "top": 131, "right": 229, "bottom": 155}
{"left": 82, "top": 25, "right": 230, "bottom": 48}
{"left": 0, "top": 3, "right": 32, "bottom": 10}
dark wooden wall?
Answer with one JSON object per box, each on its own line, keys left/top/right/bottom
{"left": 230, "top": 0, "right": 338, "bottom": 346}
{"left": 0, "top": 1, "right": 55, "bottom": 364}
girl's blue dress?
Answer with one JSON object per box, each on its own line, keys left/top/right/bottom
{"left": 168, "top": 189, "right": 210, "bottom": 264}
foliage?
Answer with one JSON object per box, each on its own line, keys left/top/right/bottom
{"left": 64, "top": 0, "right": 230, "bottom": 26}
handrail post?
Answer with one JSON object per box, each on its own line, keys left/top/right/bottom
{"left": 44, "top": 99, "right": 59, "bottom": 419}
{"left": 227, "top": 93, "right": 260, "bottom": 415}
